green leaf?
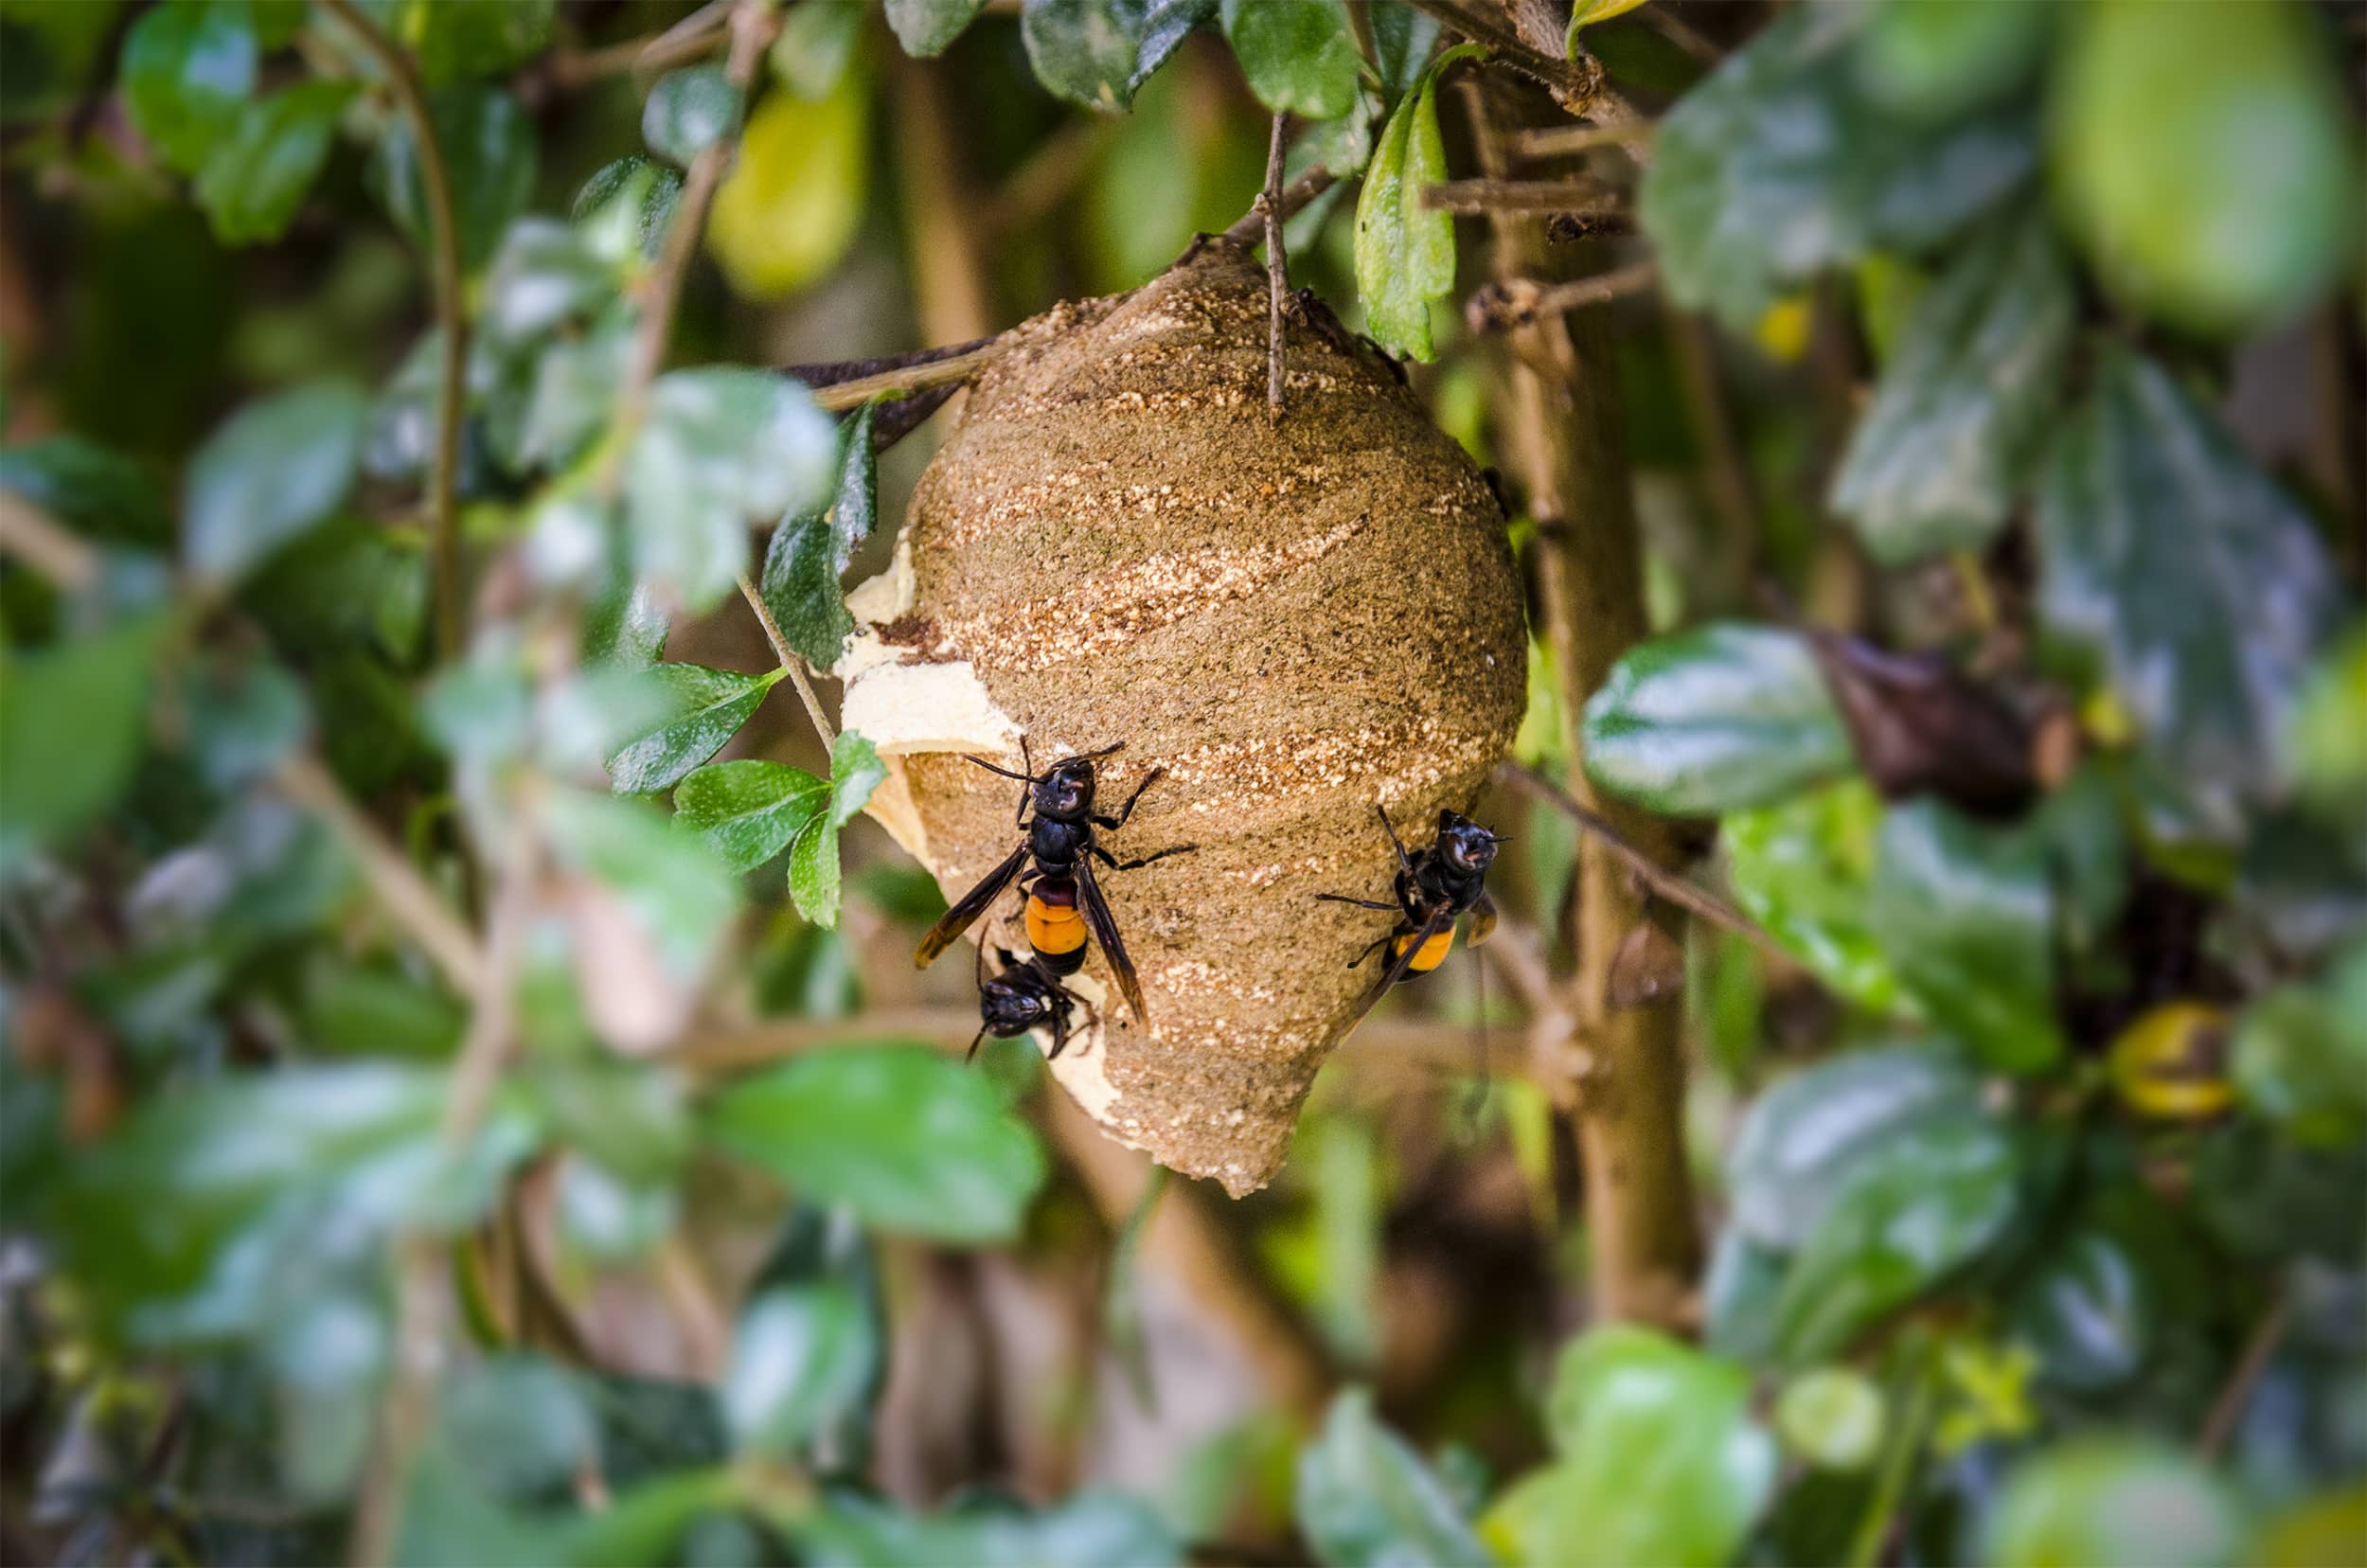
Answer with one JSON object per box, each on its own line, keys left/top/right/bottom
{"left": 2052, "top": 0, "right": 2361, "bottom": 336}
{"left": 582, "top": 581, "right": 669, "bottom": 671}
{"left": 884, "top": 0, "right": 990, "bottom": 58}
{"left": 642, "top": 64, "right": 741, "bottom": 166}
{"left": 2035, "top": 346, "right": 2342, "bottom": 841}
{"left": 2194, "top": 1119, "right": 2367, "bottom": 1266}
{"left": 703, "top": 1045, "right": 1048, "bottom": 1242}
{"left": 795, "top": 1488, "right": 1182, "bottom": 1568}
{"left": 792, "top": 732, "right": 887, "bottom": 925}
{"left": 1723, "top": 779, "right": 1903, "bottom": 1013}
{"left": 1365, "top": 0, "right": 1438, "bottom": 99}
{"left": 47, "top": 1063, "right": 540, "bottom": 1344}
{"left": 185, "top": 381, "right": 369, "bottom": 583}
{"left": 724, "top": 1283, "right": 880, "bottom": 1459}
{"left": 1639, "top": 6, "right": 2035, "bottom": 329}
{"left": 0, "top": 436, "right": 172, "bottom": 550}
{"left": 1351, "top": 45, "right": 1475, "bottom": 362}
{"left": 178, "top": 657, "right": 309, "bottom": 789}
{"left": 1501, "top": 1327, "right": 1777, "bottom": 1568}
{"left": 771, "top": 0, "right": 865, "bottom": 98}
{"left": 2287, "top": 620, "right": 2367, "bottom": 820}
{"left": 367, "top": 85, "right": 537, "bottom": 272}
{"left": 625, "top": 368, "right": 836, "bottom": 612}
{"left": 1984, "top": 1439, "right": 2245, "bottom": 1568}
{"left": 1566, "top": 0, "right": 1647, "bottom": 48}
{"left": 409, "top": 0, "right": 554, "bottom": 84}
{"left": 1773, "top": 1113, "right": 2020, "bottom": 1363}
{"left": 2233, "top": 944, "right": 2367, "bottom": 1148}
{"left": 758, "top": 401, "right": 879, "bottom": 668}
{"left": 1581, "top": 623, "right": 1855, "bottom": 815}
{"left": 543, "top": 790, "right": 741, "bottom": 981}
{"left": 2007, "top": 1227, "right": 2148, "bottom": 1394}
{"left": 1220, "top": 0, "right": 1361, "bottom": 120}
{"left": 1830, "top": 214, "right": 2073, "bottom": 564}
{"left": 602, "top": 662, "right": 782, "bottom": 795}
{"left": 573, "top": 155, "right": 685, "bottom": 265}
{"left": 302, "top": 959, "right": 463, "bottom": 1060}
{"left": 193, "top": 80, "right": 357, "bottom": 246}
{"left": 673, "top": 760, "right": 828, "bottom": 870}
{"left": 1871, "top": 799, "right": 2065, "bottom": 1074}
{"left": 1726, "top": 1044, "right": 1979, "bottom": 1249}
{"left": 1021, "top": 0, "right": 1149, "bottom": 111}
{"left": 1852, "top": 0, "right": 2047, "bottom": 122}
{"left": 1294, "top": 1387, "right": 1491, "bottom": 1568}
{"left": 0, "top": 615, "right": 164, "bottom": 873}
{"left": 121, "top": 0, "right": 258, "bottom": 174}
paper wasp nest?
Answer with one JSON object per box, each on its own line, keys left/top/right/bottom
{"left": 838, "top": 241, "right": 1525, "bottom": 1195}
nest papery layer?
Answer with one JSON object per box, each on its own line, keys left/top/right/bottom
{"left": 868, "top": 241, "right": 1526, "bottom": 1194}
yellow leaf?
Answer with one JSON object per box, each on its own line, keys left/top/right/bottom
{"left": 706, "top": 77, "right": 867, "bottom": 301}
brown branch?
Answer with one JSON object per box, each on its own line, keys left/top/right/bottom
{"left": 1403, "top": 0, "right": 1638, "bottom": 120}
{"left": 1420, "top": 177, "right": 1618, "bottom": 215}
{"left": 2198, "top": 1293, "right": 2292, "bottom": 1459}
{"left": 1466, "top": 260, "right": 1658, "bottom": 333}
{"left": 1467, "top": 78, "right": 1699, "bottom": 1328}
{"left": 1219, "top": 168, "right": 1335, "bottom": 246}
{"left": 1512, "top": 120, "right": 1657, "bottom": 160}
{"left": 810, "top": 342, "right": 1010, "bottom": 412}
{"left": 0, "top": 489, "right": 100, "bottom": 589}
{"left": 317, "top": 0, "right": 468, "bottom": 663}
{"left": 1259, "top": 112, "right": 1289, "bottom": 424}
{"left": 737, "top": 573, "right": 836, "bottom": 750}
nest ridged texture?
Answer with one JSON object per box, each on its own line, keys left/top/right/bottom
{"left": 897, "top": 241, "right": 1525, "bottom": 1194}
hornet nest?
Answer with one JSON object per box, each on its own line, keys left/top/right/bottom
{"left": 837, "top": 239, "right": 1525, "bottom": 1196}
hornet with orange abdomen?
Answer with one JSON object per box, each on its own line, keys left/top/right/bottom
{"left": 1316, "top": 807, "right": 1504, "bottom": 1031}
{"left": 914, "top": 739, "right": 1194, "bottom": 1025}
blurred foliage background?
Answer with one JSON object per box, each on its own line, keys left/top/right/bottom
{"left": 0, "top": 1, "right": 2363, "bottom": 1565}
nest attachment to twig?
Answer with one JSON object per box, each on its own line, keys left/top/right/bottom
{"left": 838, "top": 241, "right": 1525, "bottom": 1195}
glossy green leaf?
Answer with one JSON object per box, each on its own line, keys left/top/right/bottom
{"left": 1852, "top": 0, "right": 2046, "bottom": 122}
{"left": 2233, "top": 944, "right": 2367, "bottom": 1148}
{"left": 1871, "top": 799, "right": 2065, "bottom": 1074}
{"left": 1831, "top": 214, "right": 2073, "bottom": 563}
{"left": 1727, "top": 1045, "right": 1979, "bottom": 1249}
{"left": 2036, "top": 346, "right": 2342, "bottom": 841}
{"left": 185, "top": 380, "right": 368, "bottom": 584}
{"left": 367, "top": 85, "right": 537, "bottom": 272}
{"left": 1352, "top": 46, "right": 1476, "bottom": 362}
{"left": 885, "top": 0, "right": 990, "bottom": 58}
{"left": 603, "top": 663, "right": 781, "bottom": 795}
{"left": 794, "top": 1488, "right": 1183, "bottom": 1568}
{"left": 1365, "top": 0, "right": 1439, "bottom": 99}
{"left": 179, "top": 658, "right": 309, "bottom": 789}
{"left": 2053, "top": 0, "right": 2360, "bottom": 336}
{"left": 642, "top": 64, "right": 741, "bottom": 166}
{"left": 1220, "top": 0, "right": 1361, "bottom": 120}
{"left": 1639, "top": 6, "right": 2035, "bottom": 329}
{"left": 2007, "top": 1228, "right": 2148, "bottom": 1393}
{"left": 1021, "top": 0, "right": 1148, "bottom": 111}
{"left": 1700, "top": 1229, "right": 1787, "bottom": 1365}
{"left": 121, "top": 0, "right": 257, "bottom": 174}
{"left": 724, "top": 1283, "right": 880, "bottom": 1458}
{"left": 1723, "top": 780, "right": 1903, "bottom": 1013}
{"left": 409, "top": 0, "right": 554, "bottom": 84}
{"left": 673, "top": 734, "right": 881, "bottom": 926}
{"left": 1984, "top": 1439, "right": 2245, "bottom": 1568}
{"left": 1503, "top": 1327, "right": 1777, "bottom": 1568}
{"left": 47, "top": 1063, "right": 540, "bottom": 1344}
{"left": 573, "top": 154, "right": 685, "bottom": 265}
{"left": 0, "top": 615, "right": 164, "bottom": 873}
{"left": 1294, "top": 1387, "right": 1490, "bottom": 1568}
{"left": 759, "top": 400, "right": 879, "bottom": 668}
{"left": 582, "top": 581, "right": 669, "bottom": 672}
{"left": 1581, "top": 623, "right": 1854, "bottom": 815}
{"left": 1774, "top": 1113, "right": 2020, "bottom": 1363}
{"left": 542, "top": 790, "right": 740, "bottom": 981}
{"left": 625, "top": 368, "right": 836, "bottom": 612}
{"left": 193, "top": 81, "right": 356, "bottom": 246}
{"left": 703, "top": 1045, "right": 1048, "bottom": 1242}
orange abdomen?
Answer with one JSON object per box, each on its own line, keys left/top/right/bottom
{"left": 1393, "top": 926, "right": 1455, "bottom": 974}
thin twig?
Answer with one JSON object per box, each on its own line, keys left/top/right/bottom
{"left": 1639, "top": 2, "right": 1721, "bottom": 64}
{"left": 737, "top": 573, "right": 836, "bottom": 750}
{"left": 1420, "top": 178, "right": 1618, "bottom": 216}
{"left": 2198, "top": 1293, "right": 2293, "bottom": 1459}
{"left": 810, "top": 342, "right": 1010, "bottom": 411}
{"left": 1512, "top": 120, "right": 1657, "bottom": 159}
{"left": 1466, "top": 260, "right": 1659, "bottom": 333}
{"left": 273, "top": 755, "right": 486, "bottom": 997}
{"left": 1402, "top": 0, "right": 1636, "bottom": 120}
{"left": 1259, "top": 112, "right": 1289, "bottom": 424}
{"left": 317, "top": 0, "right": 468, "bottom": 663}
{"left": 1497, "top": 760, "right": 1783, "bottom": 958}
{"left": 0, "top": 490, "right": 100, "bottom": 589}
{"left": 1219, "top": 168, "right": 1334, "bottom": 246}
